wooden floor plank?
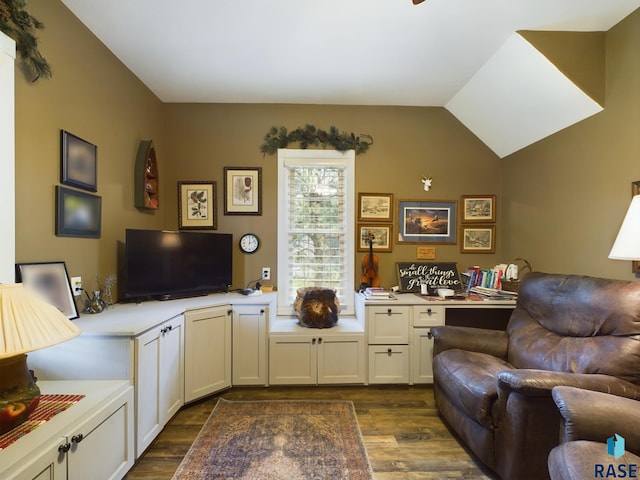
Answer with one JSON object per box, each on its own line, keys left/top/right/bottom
{"left": 124, "top": 385, "right": 497, "bottom": 480}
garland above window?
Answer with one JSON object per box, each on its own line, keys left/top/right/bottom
{"left": 260, "top": 125, "right": 373, "bottom": 156}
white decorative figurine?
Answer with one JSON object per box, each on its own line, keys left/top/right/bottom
{"left": 421, "top": 175, "right": 433, "bottom": 191}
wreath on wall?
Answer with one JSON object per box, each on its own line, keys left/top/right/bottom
{"left": 0, "top": 0, "right": 52, "bottom": 81}
{"left": 260, "top": 125, "right": 373, "bottom": 156}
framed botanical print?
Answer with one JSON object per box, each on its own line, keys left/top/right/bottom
{"left": 461, "top": 195, "right": 496, "bottom": 223}
{"left": 178, "top": 181, "right": 216, "bottom": 230}
{"left": 224, "top": 167, "right": 262, "bottom": 215}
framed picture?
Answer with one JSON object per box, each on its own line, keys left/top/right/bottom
{"left": 358, "top": 193, "right": 394, "bottom": 222}
{"left": 461, "top": 194, "right": 496, "bottom": 223}
{"left": 15, "top": 261, "right": 79, "bottom": 320}
{"left": 178, "top": 181, "right": 217, "bottom": 230}
{"left": 357, "top": 224, "right": 393, "bottom": 252}
{"left": 224, "top": 167, "right": 262, "bottom": 215}
{"left": 397, "top": 199, "right": 457, "bottom": 244}
{"left": 60, "top": 130, "right": 97, "bottom": 192}
{"left": 461, "top": 225, "right": 496, "bottom": 253}
{"left": 55, "top": 186, "right": 102, "bottom": 238}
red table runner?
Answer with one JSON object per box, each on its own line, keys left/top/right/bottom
{"left": 0, "top": 394, "right": 85, "bottom": 450}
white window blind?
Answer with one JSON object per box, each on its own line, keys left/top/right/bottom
{"left": 277, "top": 149, "right": 355, "bottom": 316}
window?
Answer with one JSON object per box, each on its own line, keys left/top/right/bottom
{"left": 277, "top": 149, "right": 355, "bottom": 316}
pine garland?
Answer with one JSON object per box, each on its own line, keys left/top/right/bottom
{"left": 260, "top": 125, "right": 373, "bottom": 156}
{"left": 0, "top": 0, "right": 52, "bottom": 81}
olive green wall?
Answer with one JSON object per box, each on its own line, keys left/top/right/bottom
{"left": 14, "top": 0, "right": 165, "bottom": 293}
{"left": 163, "top": 104, "right": 502, "bottom": 290}
{"left": 501, "top": 8, "right": 640, "bottom": 281}
{"left": 12, "top": 1, "right": 640, "bottom": 299}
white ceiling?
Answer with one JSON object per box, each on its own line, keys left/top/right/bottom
{"left": 61, "top": 0, "right": 639, "bottom": 106}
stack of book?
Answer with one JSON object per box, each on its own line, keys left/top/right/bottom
{"left": 470, "top": 286, "right": 518, "bottom": 300}
{"left": 362, "top": 287, "right": 393, "bottom": 300}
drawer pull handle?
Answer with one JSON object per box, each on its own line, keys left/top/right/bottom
{"left": 387, "top": 348, "right": 393, "bottom": 356}
{"left": 312, "top": 338, "right": 316, "bottom": 345}
{"left": 318, "top": 338, "right": 323, "bottom": 344}
{"left": 58, "top": 442, "right": 71, "bottom": 453}
{"left": 387, "top": 308, "right": 392, "bottom": 316}
{"left": 72, "top": 433, "right": 84, "bottom": 443}
{"left": 427, "top": 330, "right": 433, "bottom": 339}
{"left": 260, "top": 309, "right": 265, "bottom": 314}
{"left": 427, "top": 308, "right": 432, "bottom": 315}
{"left": 227, "top": 309, "right": 233, "bottom": 315}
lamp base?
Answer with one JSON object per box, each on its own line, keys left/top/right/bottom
{"left": 0, "top": 354, "right": 41, "bottom": 435}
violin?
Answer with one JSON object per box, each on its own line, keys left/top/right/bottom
{"left": 360, "top": 230, "right": 380, "bottom": 287}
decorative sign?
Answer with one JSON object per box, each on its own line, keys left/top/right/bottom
{"left": 396, "top": 262, "right": 462, "bottom": 293}
{"left": 416, "top": 246, "right": 436, "bottom": 260}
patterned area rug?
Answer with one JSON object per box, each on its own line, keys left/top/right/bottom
{"left": 172, "top": 399, "right": 373, "bottom": 480}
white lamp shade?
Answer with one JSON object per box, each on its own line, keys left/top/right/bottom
{"left": 0, "top": 283, "right": 81, "bottom": 358}
{"left": 609, "top": 195, "right": 640, "bottom": 260}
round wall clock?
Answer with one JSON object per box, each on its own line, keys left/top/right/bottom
{"left": 239, "top": 233, "right": 260, "bottom": 254}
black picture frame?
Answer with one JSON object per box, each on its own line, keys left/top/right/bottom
{"left": 55, "top": 185, "right": 102, "bottom": 238}
{"left": 61, "top": 130, "right": 97, "bottom": 192}
{"left": 15, "top": 261, "right": 79, "bottom": 320}
{"left": 178, "top": 180, "right": 217, "bottom": 230}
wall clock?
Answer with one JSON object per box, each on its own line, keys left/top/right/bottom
{"left": 239, "top": 233, "right": 260, "bottom": 254}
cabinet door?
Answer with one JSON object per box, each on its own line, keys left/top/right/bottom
{"left": 368, "top": 345, "right": 409, "bottom": 384}
{"left": 232, "top": 305, "right": 267, "bottom": 385}
{"left": 67, "top": 386, "right": 135, "bottom": 480}
{"left": 412, "top": 328, "right": 435, "bottom": 384}
{"left": 159, "top": 317, "right": 184, "bottom": 422}
{"left": 184, "top": 306, "right": 232, "bottom": 402}
{"left": 269, "top": 335, "right": 316, "bottom": 385}
{"left": 317, "top": 335, "right": 365, "bottom": 384}
{"left": 367, "top": 306, "right": 410, "bottom": 344}
{"left": 135, "top": 316, "right": 184, "bottom": 456}
{"left": 3, "top": 437, "right": 67, "bottom": 480}
{"left": 135, "top": 327, "right": 162, "bottom": 456}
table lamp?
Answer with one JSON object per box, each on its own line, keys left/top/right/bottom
{"left": 0, "top": 283, "right": 81, "bottom": 435}
{"left": 609, "top": 195, "right": 640, "bottom": 260}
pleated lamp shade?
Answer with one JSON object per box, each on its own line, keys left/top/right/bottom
{"left": 0, "top": 283, "right": 81, "bottom": 359}
{"left": 0, "top": 283, "right": 81, "bottom": 434}
{"left": 609, "top": 195, "right": 640, "bottom": 261}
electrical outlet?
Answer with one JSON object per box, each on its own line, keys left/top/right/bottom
{"left": 71, "top": 276, "right": 83, "bottom": 296}
{"left": 261, "top": 267, "right": 271, "bottom": 280}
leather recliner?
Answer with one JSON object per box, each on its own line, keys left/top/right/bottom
{"left": 548, "top": 386, "right": 640, "bottom": 480}
{"left": 431, "top": 272, "right": 640, "bottom": 479}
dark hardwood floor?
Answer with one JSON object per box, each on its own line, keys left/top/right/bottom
{"left": 124, "top": 385, "right": 498, "bottom": 480}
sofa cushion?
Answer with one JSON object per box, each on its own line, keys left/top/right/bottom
{"left": 433, "top": 349, "right": 513, "bottom": 429}
{"left": 548, "top": 441, "right": 640, "bottom": 480}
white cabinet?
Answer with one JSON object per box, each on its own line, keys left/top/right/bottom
{"left": 366, "top": 305, "right": 411, "bottom": 384}
{"left": 135, "top": 315, "right": 184, "bottom": 456}
{"left": 0, "top": 381, "right": 134, "bottom": 480}
{"left": 184, "top": 305, "right": 232, "bottom": 402}
{"left": 269, "top": 317, "right": 366, "bottom": 385}
{"left": 411, "top": 305, "right": 444, "bottom": 384}
{"left": 232, "top": 304, "right": 268, "bottom": 385}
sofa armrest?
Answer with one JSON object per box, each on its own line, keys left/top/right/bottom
{"left": 497, "top": 370, "right": 640, "bottom": 398}
{"left": 553, "top": 386, "right": 640, "bottom": 454}
{"left": 430, "top": 326, "right": 508, "bottom": 359}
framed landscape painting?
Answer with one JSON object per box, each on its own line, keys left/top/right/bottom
{"left": 358, "top": 193, "right": 393, "bottom": 222}
{"left": 460, "top": 225, "right": 496, "bottom": 253}
{"left": 461, "top": 195, "right": 496, "bottom": 223}
{"left": 397, "top": 199, "right": 457, "bottom": 244}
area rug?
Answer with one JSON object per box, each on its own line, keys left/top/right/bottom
{"left": 172, "top": 399, "right": 374, "bottom": 480}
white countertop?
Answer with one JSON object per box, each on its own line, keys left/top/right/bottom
{"left": 73, "top": 291, "right": 277, "bottom": 336}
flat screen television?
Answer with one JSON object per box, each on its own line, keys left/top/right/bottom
{"left": 118, "top": 229, "right": 232, "bottom": 302}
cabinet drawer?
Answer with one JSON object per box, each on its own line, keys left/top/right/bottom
{"left": 412, "top": 305, "right": 444, "bottom": 327}
{"left": 367, "top": 306, "right": 410, "bottom": 344}
{"left": 368, "top": 345, "right": 409, "bottom": 384}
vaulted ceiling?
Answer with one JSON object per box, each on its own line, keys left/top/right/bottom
{"left": 61, "top": 0, "right": 640, "bottom": 156}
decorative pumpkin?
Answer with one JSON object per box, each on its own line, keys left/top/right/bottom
{"left": 293, "top": 287, "right": 340, "bottom": 328}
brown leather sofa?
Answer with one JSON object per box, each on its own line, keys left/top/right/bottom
{"left": 431, "top": 272, "right": 640, "bottom": 479}
{"left": 548, "top": 386, "right": 640, "bottom": 480}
